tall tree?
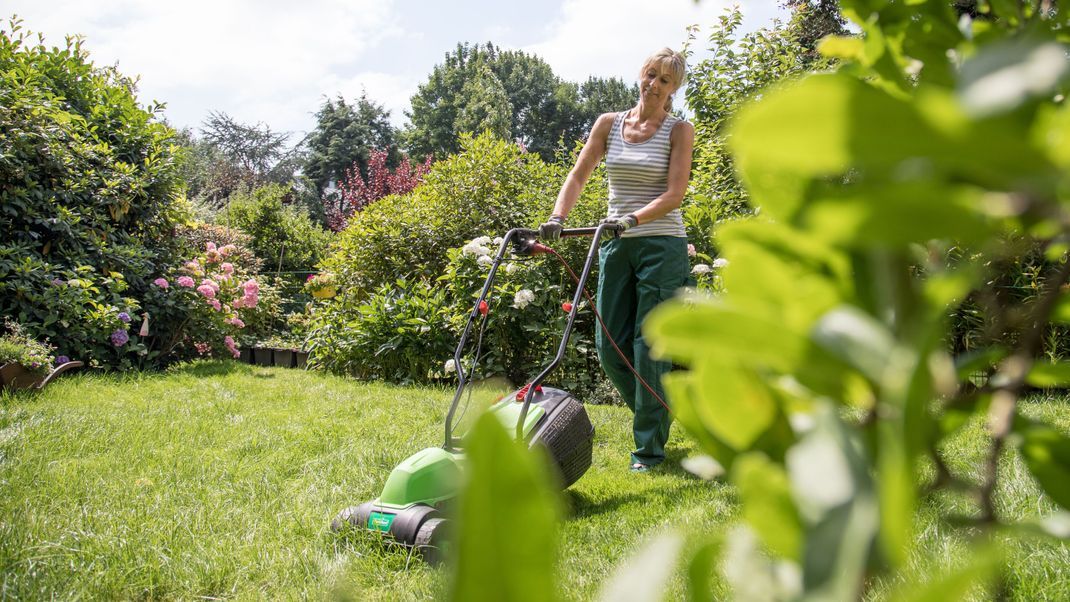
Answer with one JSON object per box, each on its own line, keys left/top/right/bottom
{"left": 403, "top": 43, "right": 629, "bottom": 161}
{"left": 188, "top": 112, "right": 297, "bottom": 207}
{"left": 303, "top": 93, "right": 398, "bottom": 193}
{"left": 455, "top": 62, "right": 513, "bottom": 141}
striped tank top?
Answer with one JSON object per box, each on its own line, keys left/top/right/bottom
{"left": 604, "top": 110, "right": 687, "bottom": 238}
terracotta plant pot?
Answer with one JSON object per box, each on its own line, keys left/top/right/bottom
{"left": 1, "top": 361, "right": 83, "bottom": 391}
{"left": 273, "top": 349, "right": 295, "bottom": 368}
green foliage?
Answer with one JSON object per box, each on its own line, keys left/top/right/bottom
{"left": 449, "top": 411, "right": 561, "bottom": 602}
{"left": 308, "top": 135, "right": 621, "bottom": 398}
{"left": 683, "top": 6, "right": 835, "bottom": 259}
{"left": 303, "top": 93, "right": 398, "bottom": 192}
{"left": 0, "top": 19, "right": 187, "bottom": 369}
{"left": 0, "top": 320, "right": 55, "bottom": 375}
{"left": 305, "top": 278, "right": 455, "bottom": 383}
{"left": 404, "top": 42, "right": 636, "bottom": 161}
{"left": 220, "top": 183, "right": 331, "bottom": 274}
{"left": 640, "top": 2, "right": 1070, "bottom": 598}
{"left": 320, "top": 133, "right": 583, "bottom": 299}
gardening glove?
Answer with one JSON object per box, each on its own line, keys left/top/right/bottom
{"left": 600, "top": 213, "right": 638, "bottom": 237}
{"left": 539, "top": 215, "right": 565, "bottom": 241}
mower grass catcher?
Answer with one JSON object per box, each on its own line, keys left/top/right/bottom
{"left": 330, "top": 224, "right": 620, "bottom": 562}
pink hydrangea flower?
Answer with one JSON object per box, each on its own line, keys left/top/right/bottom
{"left": 687, "top": 244, "right": 697, "bottom": 258}
{"left": 224, "top": 335, "right": 239, "bottom": 358}
{"left": 225, "top": 316, "right": 246, "bottom": 328}
{"left": 220, "top": 244, "right": 237, "bottom": 257}
{"left": 232, "top": 298, "right": 245, "bottom": 309}
{"left": 242, "top": 279, "right": 259, "bottom": 294}
{"left": 197, "top": 284, "right": 216, "bottom": 298}
{"left": 206, "top": 242, "right": 217, "bottom": 252}
{"left": 194, "top": 342, "right": 211, "bottom": 355}
{"left": 242, "top": 292, "right": 258, "bottom": 308}
{"left": 177, "top": 276, "right": 195, "bottom": 288}
{"left": 221, "top": 262, "right": 234, "bottom": 276}
{"left": 208, "top": 298, "right": 222, "bottom": 311}
{"left": 153, "top": 277, "right": 169, "bottom": 289}
{"left": 201, "top": 279, "right": 219, "bottom": 292}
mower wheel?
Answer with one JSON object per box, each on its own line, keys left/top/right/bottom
{"left": 330, "top": 502, "right": 374, "bottom": 532}
{"left": 415, "top": 517, "right": 451, "bottom": 564}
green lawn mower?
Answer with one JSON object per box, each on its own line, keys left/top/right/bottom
{"left": 330, "top": 223, "right": 621, "bottom": 560}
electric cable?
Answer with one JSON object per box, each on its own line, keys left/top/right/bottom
{"left": 544, "top": 245, "right": 673, "bottom": 415}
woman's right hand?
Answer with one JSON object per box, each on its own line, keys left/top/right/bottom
{"left": 538, "top": 215, "right": 564, "bottom": 241}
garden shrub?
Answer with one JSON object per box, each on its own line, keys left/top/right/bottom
{"left": 308, "top": 134, "right": 627, "bottom": 399}
{"left": 0, "top": 319, "right": 55, "bottom": 376}
{"left": 0, "top": 21, "right": 187, "bottom": 369}
{"left": 319, "top": 133, "right": 596, "bottom": 300}
{"left": 220, "top": 183, "right": 331, "bottom": 275}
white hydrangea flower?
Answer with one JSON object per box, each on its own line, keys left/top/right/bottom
{"left": 461, "top": 241, "right": 492, "bottom": 256}
{"left": 472, "top": 236, "right": 492, "bottom": 246}
{"left": 504, "top": 263, "right": 519, "bottom": 275}
{"left": 492, "top": 237, "right": 504, "bottom": 245}
{"left": 712, "top": 258, "right": 729, "bottom": 269}
{"left": 477, "top": 255, "right": 494, "bottom": 267}
{"left": 691, "top": 263, "right": 712, "bottom": 275}
{"left": 512, "top": 289, "right": 535, "bottom": 309}
{"left": 444, "top": 359, "right": 456, "bottom": 372}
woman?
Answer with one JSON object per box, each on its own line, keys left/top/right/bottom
{"left": 539, "top": 48, "right": 694, "bottom": 472}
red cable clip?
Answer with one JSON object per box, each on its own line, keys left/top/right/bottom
{"left": 515, "top": 382, "right": 543, "bottom": 401}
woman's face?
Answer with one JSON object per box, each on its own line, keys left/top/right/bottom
{"left": 640, "top": 65, "right": 678, "bottom": 106}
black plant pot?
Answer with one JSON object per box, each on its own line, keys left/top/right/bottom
{"left": 239, "top": 348, "right": 252, "bottom": 364}
{"left": 295, "top": 351, "right": 309, "bottom": 369}
{"left": 274, "top": 349, "right": 295, "bottom": 368}
{"left": 253, "top": 348, "right": 273, "bottom": 366}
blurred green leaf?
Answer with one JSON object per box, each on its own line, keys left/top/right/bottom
{"left": 597, "top": 532, "right": 684, "bottom": 602}
{"left": 729, "top": 74, "right": 943, "bottom": 220}
{"left": 663, "top": 372, "right": 738, "bottom": 468}
{"left": 685, "top": 538, "right": 722, "bottom": 602}
{"left": 787, "top": 404, "right": 877, "bottom": 598}
{"left": 450, "top": 411, "right": 561, "bottom": 602}
{"left": 690, "top": 358, "right": 778, "bottom": 451}
{"left": 958, "top": 39, "right": 1070, "bottom": 117}
{"left": 811, "top": 306, "right": 896, "bottom": 383}
{"left": 954, "top": 347, "right": 1008, "bottom": 380}
{"left": 1025, "top": 361, "right": 1070, "bottom": 388}
{"left": 734, "top": 452, "right": 803, "bottom": 561}
{"left": 877, "top": 422, "right": 914, "bottom": 569}
{"left": 1013, "top": 417, "right": 1070, "bottom": 510}
{"left": 801, "top": 183, "right": 995, "bottom": 248}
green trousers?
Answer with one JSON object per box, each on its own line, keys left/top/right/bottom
{"left": 596, "top": 236, "right": 690, "bottom": 466}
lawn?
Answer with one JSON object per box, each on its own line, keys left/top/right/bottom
{"left": 0, "top": 361, "right": 1066, "bottom": 600}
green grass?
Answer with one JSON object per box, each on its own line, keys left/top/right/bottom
{"left": 0, "top": 362, "right": 1066, "bottom": 600}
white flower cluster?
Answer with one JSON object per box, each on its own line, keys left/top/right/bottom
{"left": 462, "top": 236, "right": 494, "bottom": 257}
{"left": 691, "top": 257, "right": 729, "bottom": 275}
{"left": 444, "top": 358, "right": 457, "bottom": 372}
{"left": 512, "top": 289, "right": 535, "bottom": 309}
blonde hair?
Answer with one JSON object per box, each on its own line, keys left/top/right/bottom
{"left": 639, "top": 48, "right": 686, "bottom": 112}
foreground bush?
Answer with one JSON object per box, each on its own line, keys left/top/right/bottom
{"left": 0, "top": 21, "right": 185, "bottom": 368}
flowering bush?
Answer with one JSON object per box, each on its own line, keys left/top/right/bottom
{"left": 0, "top": 320, "right": 55, "bottom": 376}
{"left": 435, "top": 235, "right": 610, "bottom": 401}
{"left": 138, "top": 235, "right": 265, "bottom": 362}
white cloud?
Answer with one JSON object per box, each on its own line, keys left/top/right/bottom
{"left": 7, "top": 0, "right": 402, "bottom": 134}
{"left": 522, "top": 0, "right": 781, "bottom": 84}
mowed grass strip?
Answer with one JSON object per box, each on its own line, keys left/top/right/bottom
{"left": 0, "top": 362, "right": 1066, "bottom": 600}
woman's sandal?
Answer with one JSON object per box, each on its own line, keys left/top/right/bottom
{"left": 629, "top": 462, "right": 652, "bottom": 473}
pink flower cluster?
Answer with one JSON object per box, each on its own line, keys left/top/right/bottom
{"left": 233, "top": 279, "right": 259, "bottom": 309}
{"left": 153, "top": 278, "right": 169, "bottom": 289}
{"left": 177, "top": 276, "right": 195, "bottom": 288}
{"left": 224, "top": 335, "right": 239, "bottom": 358}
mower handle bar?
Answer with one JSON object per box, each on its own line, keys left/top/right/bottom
{"left": 443, "top": 222, "right": 620, "bottom": 449}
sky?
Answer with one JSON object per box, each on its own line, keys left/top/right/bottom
{"left": 5, "top": 0, "right": 784, "bottom": 141}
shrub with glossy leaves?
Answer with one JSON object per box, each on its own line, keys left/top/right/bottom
{"left": 0, "top": 20, "right": 186, "bottom": 368}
